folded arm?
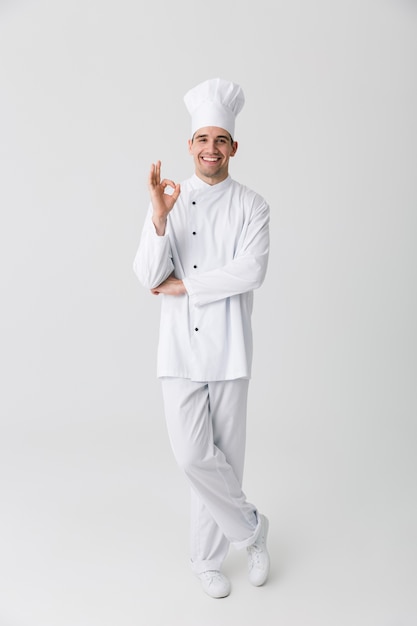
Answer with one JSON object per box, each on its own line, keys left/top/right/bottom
{"left": 183, "top": 200, "right": 270, "bottom": 306}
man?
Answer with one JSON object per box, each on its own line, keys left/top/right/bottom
{"left": 133, "top": 78, "right": 270, "bottom": 599}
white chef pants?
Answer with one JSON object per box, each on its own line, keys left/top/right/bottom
{"left": 161, "top": 377, "right": 261, "bottom": 574}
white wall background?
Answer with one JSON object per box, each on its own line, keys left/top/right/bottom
{"left": 0, "top": 1, "right": 416, "bottom": 625}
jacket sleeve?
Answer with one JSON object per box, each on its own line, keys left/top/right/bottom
{"left": 132, "top": 206, "right": 175, "bottom": 289}
{"left": 183, "top": 200, "right": 270, "bottom": 307}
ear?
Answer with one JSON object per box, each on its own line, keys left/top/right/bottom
{"left": 188, "top": 138, "right": 193, "bottom": 153}
{"left": 231, "top": 141, "right": 238, "bottom": 157}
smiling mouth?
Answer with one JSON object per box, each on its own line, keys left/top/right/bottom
{"left": 201, "top": 156, "right": 220, "bottom": 163}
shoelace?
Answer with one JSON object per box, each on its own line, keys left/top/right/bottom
{"left": 201, "top": 571, "right": 225, "bottom": 586}
{"left": 248, "top": 542, "right": 264, "bottom": 568}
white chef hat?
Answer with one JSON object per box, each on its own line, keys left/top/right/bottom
{"left": 184, "top": 77, "right": 245, "bottom": 139}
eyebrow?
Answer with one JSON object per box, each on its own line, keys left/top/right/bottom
{"left": 195, "top": 133, "right": 231, "bottom": 141}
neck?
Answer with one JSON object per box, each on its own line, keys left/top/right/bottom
{"left": 195, "top": 171, "right": 229, "bottom": 186}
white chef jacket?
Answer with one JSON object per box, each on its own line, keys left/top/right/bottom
{"left": 133, "top": 174, "right": 270, "bottom": 382}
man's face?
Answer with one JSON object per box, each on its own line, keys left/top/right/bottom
{"left": 188, "top": 126, "right": 238, "bottom": 185}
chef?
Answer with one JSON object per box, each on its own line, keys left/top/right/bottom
{"left": 133, "top": 77, "right": 271, "bottom": 599}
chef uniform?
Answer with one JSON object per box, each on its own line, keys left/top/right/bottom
{"left": 133, "top": 78, "right": 270, "bottom": 577}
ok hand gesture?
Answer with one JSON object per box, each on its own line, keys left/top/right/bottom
{"left": 148, "top": 160, "right": 181, "bottom": 235}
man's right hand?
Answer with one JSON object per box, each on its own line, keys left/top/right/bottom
{"left": 149, "top": 160, "right": 181, "bottom": 235}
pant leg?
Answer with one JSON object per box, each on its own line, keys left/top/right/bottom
{"left": 209, "top": 379, "right": 249, "bottom": 484}
{"left": 189, "top": 379, "right": 253, "bottom": 572}
{"left": 190, "top": 491, "right": 229, "bottom": 573}
{"left": 161, "top": 378, "right": 260, "bottom": 574}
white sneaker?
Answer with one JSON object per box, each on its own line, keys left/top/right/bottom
{"left": 247, "top": 514, "right": 270, "bottom": 586}
{"left": 198, "top": 570, "right": 231, "bottom": 598}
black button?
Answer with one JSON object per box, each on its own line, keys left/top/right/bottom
{"left": 195, "top": 327, "right": 199, "bottom": 331}
{"left": 192, "top": 231, "right": 196, "bottom": 235}
{"left": 192, "top": 201, "right": 196, "bottom": 205}
{"left": 193, "top": 265, "right": 197, "bottom": 268}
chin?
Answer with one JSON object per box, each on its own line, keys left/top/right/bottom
{"left": 200, "top": 166, "right": 221, "bottom": 177}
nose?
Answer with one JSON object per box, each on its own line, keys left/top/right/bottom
{"left": 206, "top": 139, "right": 218, "bottom": 152}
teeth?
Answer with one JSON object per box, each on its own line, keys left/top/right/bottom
{"left": 202, "top": 157, "right": 218, "bottom": 162}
